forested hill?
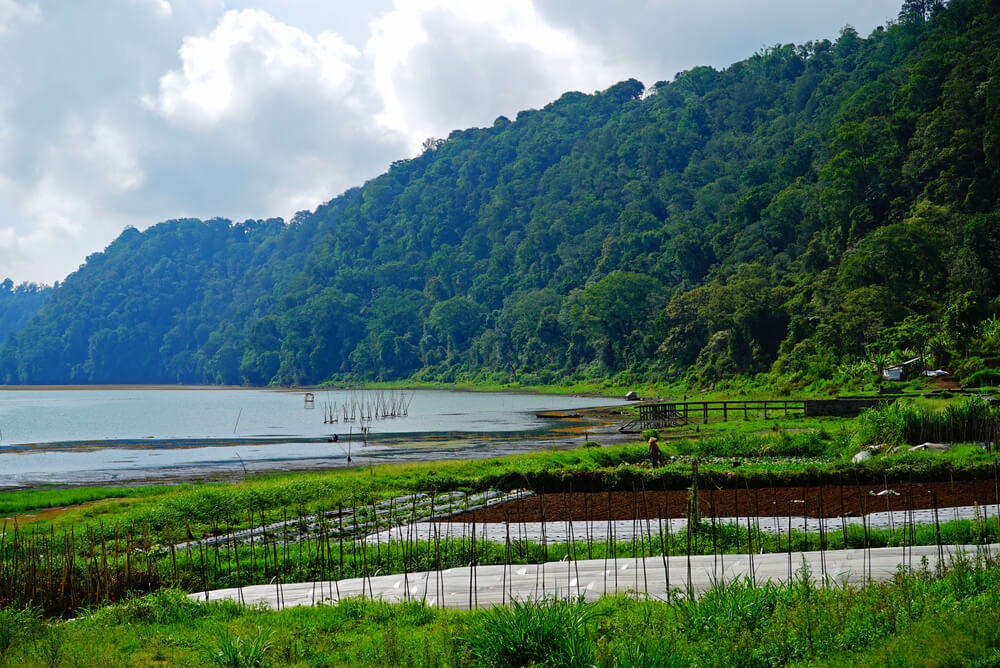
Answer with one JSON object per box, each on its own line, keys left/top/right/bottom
{"left": 0, "top": 280, "right": 50, "bottom": 349}
{"left": 3, "top": 0, "right": 1000, "bottom": 387}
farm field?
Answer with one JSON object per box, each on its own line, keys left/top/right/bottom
{"left": 3, "top": 392, "right": 1000, "bottom": 665}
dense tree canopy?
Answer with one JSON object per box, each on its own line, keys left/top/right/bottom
{"left": 2, "top": 0, "right": 999, "bottom": 386}
{"left": 0, "top": 280, "right": 50, "bottom": 349}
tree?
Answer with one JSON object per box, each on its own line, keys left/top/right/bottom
{"left": 426, "top": 297, "right": 486, "bottom": 352}
{"left": 899, "top": 0, "right": 944, "bottom": 23}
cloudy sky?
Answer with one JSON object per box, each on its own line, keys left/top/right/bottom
{"left": 0, "top": 0, "right": 902, "bottom": 284}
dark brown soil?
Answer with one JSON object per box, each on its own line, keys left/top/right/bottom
{"left": 448, "top": 479, "right": 1000, "bottom": 522}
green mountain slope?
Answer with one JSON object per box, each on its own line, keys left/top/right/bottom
{"left": 0, "top": 280, "right": 50, "bottom": 350}
{"left": 3, "top": 0, "right": 999, "bottom": 387}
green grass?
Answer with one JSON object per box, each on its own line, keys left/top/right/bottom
{"left": 5, "top": 555, "right": 1000, "bottom": 666}
{"left": 8, "top": 479, "right": 1000, "bottom": 617}
{"left": 0, "top": 484, "right": 177, "bottom": 517}
{"left": 354, "top": 367, "right": 961, "bottom": 403}
{"left": 853, "top": 395, "right": 1000, "bottom": 449}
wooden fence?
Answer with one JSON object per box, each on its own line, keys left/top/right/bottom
{"left": 622, "top": 397, "right": 894, "bottom": 432}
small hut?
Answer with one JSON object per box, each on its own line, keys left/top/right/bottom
{"left": 882, "top": 357, "right": 922, "bottom": 381}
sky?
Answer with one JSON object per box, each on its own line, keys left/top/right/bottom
{"left": 0, "top": 0, "right": 902, "bottom": 284}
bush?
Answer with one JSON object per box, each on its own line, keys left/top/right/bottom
{"left": 853, "top": 400, "right": 924, "bottom": 448}
{"left": 640, "top": 429, "right": 660, "bottom": 441}
{"left": 854, "top": 397, "right": 1000, "bottom": 448}
{"left": 204, "top": 628, "right": 273, "bottom": 668}
{"left": 582, "top": 441, "right": 602, "bottom": 448}
{"left": 964, "top": 369, "right": 1000, "bottom": 388}
{"left": 0, "top": 605, "right": 43, "bottom": 654}
{"left": 675, "top": 431, "right": 835, "bottom": 458}
{"left": 91, "top": 589, "right": 207, "bottom": 626}
{"left": 955, "top": 357, "right": 987, "bottom": 379}
{"left": 459, "top": 598, "right": 598, "bottom": 667}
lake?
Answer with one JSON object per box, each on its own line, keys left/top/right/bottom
{"left": 0, "top": 387, "right": 627, "bottom": 488}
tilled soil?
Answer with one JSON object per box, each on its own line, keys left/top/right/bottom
{"left": 447, "top": 479, "right": 1000, "bottom": 522}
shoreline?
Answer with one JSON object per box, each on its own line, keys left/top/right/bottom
{"left": 0, "top": 405, "right": 632, "bottom": 491}
{"left": 0, "top": 381, "right": 646, "bottom": 400}
{"left": 0, "top": 404, "right": 626, "bottom": 451}
{"left": 0, "top": 429, "right": 636, "bottom": 493}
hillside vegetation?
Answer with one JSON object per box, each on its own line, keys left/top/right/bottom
{"left": 2, "top": 0, "right": 999, "bottom": 387}
{"left": 0, "top": 280, "right": 50, "bottom": 349}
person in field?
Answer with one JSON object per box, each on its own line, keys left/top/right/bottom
{"left": 648, "top": 435, "right": 662, "bottom": 467}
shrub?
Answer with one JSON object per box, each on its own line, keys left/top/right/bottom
{"left": 964, "top": 369, "right": 1000, "bottom": 388}
{"left": 91, "top": 589, "right": 207, "bottom": 626}
{"left": 0, "top": 605, "right": 43, "bottom": 654}
{"left": 854, "top": 396, "right": 1000, "bottom": 448}
{"left": 675, "top": 431, "right": 835, "bottom": 458}
{"left": 978, "top": 316, "right": 1000, "bottom": 350}
{"left": 955, "top": 356, "right": 987, "bottom": 379}
{"left": 204, "top": 627, "right": 274, "bottom": 668}
{"left": 853, "top": 400, "right": 923, "bottom": 448}
{"left": 459, "top": 598, "right": 598, "bottom": 667}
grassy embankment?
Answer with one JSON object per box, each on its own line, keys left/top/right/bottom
{"left": 0, "top": 485, "right": 180, "bottom": 518}
{"left": 3, "top": 555, "right": 1000, "bottom": 666}
{"left": 351, "top": 367, "right": 957, "bottom": 401}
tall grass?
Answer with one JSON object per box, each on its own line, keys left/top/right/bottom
{"left": 854, "top": 396, "right": 1000, "bottom": 448}
{"left": 675, "top": 429, "right": 841, "bottom": 458}
{"left": 204, "top": 628, "right": 274, "bottom": 668}
{"left": 460, "top": 598, "right": 598, "bottom": 667}
{"left": 0, "top": 604, "right": 42, "bottom": 654}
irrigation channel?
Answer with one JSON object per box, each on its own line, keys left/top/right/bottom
{"left": 5, "top": 479, "right": 1000, "bottom": 615}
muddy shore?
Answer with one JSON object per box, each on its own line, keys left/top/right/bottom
{"left": 0, "top": 406, "right": 631, "bottom": 490}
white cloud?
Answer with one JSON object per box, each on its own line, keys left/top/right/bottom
{"left": 367, "top": 0, "right": 615, "bottom": 147}
{"left": 76, "top": 120, "right": 145, "bottom": 192}
{"left": 0, "top": 0, "right": 904, "bottom": 284}
{"left": 534, "top": 0, "right": 900, "bottom": 86}
{"left": 142, "top": 7, "right": 407, "bottom": 223}
{"left": 0, "top": 0, "right": 39, "bottom": 34}
{"left": 0, "top": 118, "right": 146, "bottom": 279}
{"left": 149, "top": 9, "right": 362, "bottom": 126}
{"left": 132, "top": 0, "right": 173, "bottom": 19}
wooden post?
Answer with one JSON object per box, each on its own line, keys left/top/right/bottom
{"left": 744, "top": 402, "right": 748, "bottom": 420}
{"left": 723, "top": 402, "right": 728, "bottom": 421}
{"left": 703, "top": 402, "right": 708, "bottom": 424}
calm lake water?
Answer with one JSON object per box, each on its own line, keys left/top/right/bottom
{"left": 0, "top": 388, "right": 626, "bottom": 488}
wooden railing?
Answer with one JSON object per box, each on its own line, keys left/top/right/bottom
{"left": 621, "top": 397, "right": 895, "bottom": 432}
